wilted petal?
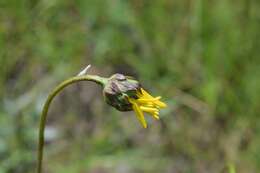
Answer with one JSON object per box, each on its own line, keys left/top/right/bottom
{"left": 130, "top": 99, "right": 147, "bottom": 128}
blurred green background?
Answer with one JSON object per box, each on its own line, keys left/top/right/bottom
{"left": 0, "top": 0, "right": 259, "bottom": 172}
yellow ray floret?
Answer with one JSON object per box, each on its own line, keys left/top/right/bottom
{"left": 128, "top": 88, "right": 167, "bottom": 128}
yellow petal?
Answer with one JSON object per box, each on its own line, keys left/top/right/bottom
{"left": 140, "top": 88, "right": 167, "bottom": 108}
{"left": 143, "top": 103, "right": 155, "bottom": 107}
{"left": 140, "top": 106, "right": 158, "bottom": 113}
{"left": 153, "top": 113, "right": 160, "bottom": 120}
{"left": 131, "top": 100, "right": 147, "bottom": 128}
{"left": 140, "top": 88, "right": 154, "bottom": 98}
{"left": 138, "top": 98, "right": 167, "bottom": 108}
{"left": 154, "top": 100, "right": 167, "bottom": 108}
{"left": 140, "top": 106, "right": 160, "bottom": 120}
{"left": 148, "top": 111, "right": 160, "bottom": 120}
{"left": 137, "top": 96, "right": 161, "bottom": 103}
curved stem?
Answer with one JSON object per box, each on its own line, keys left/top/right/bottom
{"left": 37, "top": 75, "right": 106, "bottom": 173}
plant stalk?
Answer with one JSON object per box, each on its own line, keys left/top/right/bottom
{"left": 37, "top": 75, "right": 105, "bottom": 173}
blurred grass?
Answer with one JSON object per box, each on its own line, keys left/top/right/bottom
{"left": 0, "top": 0, "right": 260, "bottom": 173}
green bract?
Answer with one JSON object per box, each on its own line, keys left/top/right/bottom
{"left": 103, "top": 73, "right": 140, "bottom": 111}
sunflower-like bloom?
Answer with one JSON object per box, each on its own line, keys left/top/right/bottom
{"left": 103, "top": 73, "right": 167, "bottom": 128}
{"left": 128, "top": 88, "right": 167, "bottom": 128}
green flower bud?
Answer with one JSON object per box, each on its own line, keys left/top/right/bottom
{"left": 103, "top": 73, "right": 140, "bottom": 111}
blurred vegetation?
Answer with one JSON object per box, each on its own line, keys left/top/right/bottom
{"left": 0, "top": 0, "right": 259, "bottom": 173}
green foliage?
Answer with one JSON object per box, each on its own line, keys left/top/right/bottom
{"left": 0, "top": 0, "right": 259, "bottom": 172}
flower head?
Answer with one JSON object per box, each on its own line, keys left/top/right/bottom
{"left": 103, "top": 73, "right": 167, "bottom": 128}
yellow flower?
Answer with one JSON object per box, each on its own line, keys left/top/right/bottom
{"left": 128, "top": 88, "right": 167, "bottom": 128}
{"left": 102, "top": 74, "right": 167, "bottom": 128}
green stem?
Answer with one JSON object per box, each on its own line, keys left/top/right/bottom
{"left": 37, "top": 75, "right": 106, "bottom": 173}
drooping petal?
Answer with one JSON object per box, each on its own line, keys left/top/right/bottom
{"left": 128, "top": 88, "right": 166, "bottom": 127}
{"left": 129, "top": 99, "right": 147, "bottom": 128}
